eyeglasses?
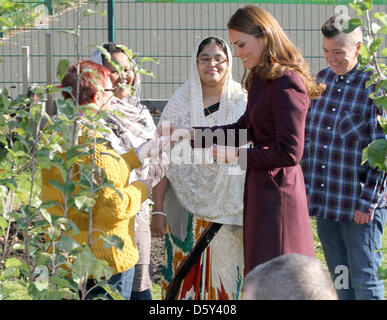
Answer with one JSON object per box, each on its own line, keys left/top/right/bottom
{"left": 104, "top": 88, "right": 115, "bottom": 92}
{"left": 196, "top": 56, "right": 227, "bottom": 65}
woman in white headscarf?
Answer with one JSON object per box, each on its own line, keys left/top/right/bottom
{"left": 91, "top": 42, "right": 168, "bottom": 300}
{"left": 151, "top": 36, "right": 247, "bottom": 300}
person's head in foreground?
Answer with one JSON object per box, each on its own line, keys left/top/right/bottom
{"left": 242, "top": 253, "right": 338, "bottom": 300}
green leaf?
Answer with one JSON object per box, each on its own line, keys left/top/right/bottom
{"left": 83, "top": 9, "right": 96, "bottom": 17}
{"left": 102, "top": 234, "right": 124, "bottom": 251}
{"left": 136, "top": 68, "right": 156, "bottom": 78}
{"left": 116, "top": 45, "right": 134, "bottom": 60}
{"left": 2, "top": 267, "right": 20, "bottom": 279}
{"left": 360, "top": 0, "right": 372, "bottom": 11}
{"left": 53, "top": 276, "right": 78, "bottom": 291}
{"left": 344, "top": 18, "right": 363, "bottom": 34}
{"left": 40, "top": 208, "right": 52, "bottom": 224}
{"left": 0, "top": 16, "right": 12, "bottom": 29}
{"left": 74, "top": 195, "right": 95, "bottom": 211}
{"left": 65, "top": 145, "right": 89, "bottom": 168}
{"left": 33, "top": 266, "right": 49, "bottom": 291}
{"left": 369, "top": 37, "right": 383, "bottom": 54}
{"left": 57, "top": 217, "right": 80, "bottom": 235}
{"left": 372, "top": 95, "right": 387, "bottom": 108}
{"left": 365, "top": 73, "right": 379, "bottom": 88}
{"left": 56, "top": 59, "right": 70, "bottom": 82}
{"left": 375, "top": 79, "right": 387, "bottom": 92}
{"left": 0, "top": 185, "right": 8, "bottom": 198}
{"left": 36, "top": 149, "right": 56, "bottom": 169}
{"left": 139, "top": 57, "right": 159, "bottom": 64}
{"left": 5, "top": 257, "right": 23, "bottom": 268}
{"left": 59, "top": 0, "right": 77, "bottom": 6}
{"left": 59, "top": 86, "right": 73, "bottom": 94}
{"left": 377, "top": 116, "right": 387, "bottom": 135}
{"left": 378, "top": 266, "right": 387, "bottom": 280}
{"left": 350, "top": 2, "right": 365, "bottom": 16}
{"left": 0, "top": 178, "right": 17, "bottom": 191}
{"left": 12, "top": 243, "right": 25, "bottom": 251}
{"left": 350, "top": 0, "right": 372, "bottom": 13}
{"left": 382, "top": 48, "right": 387, "bottom": 57}
{"left": 71, "top": 247, "right": 96, "bottom": 286}
{"left": 0, "top": 279, "right": 31, "bottom": 300}
{"left": 18, "top": 262, "right": 29, "bottom": 278}
{"left": 48, "top": 180, "right": 76, "bottom": 196}
{"left": 375, "top": 12, "right": 387, "bottom": 26}
{"left": 100, "top": 283, "right": 124, "bottom": 300}
{"left": 362, "top": 139, "right": 387, "bottom": 170}
{"left": 91, "top": 260, "right": 113, "bottom": 282}
{"left": 371, "top": 23, "right": 381, "bottom": 35}
{"left": 56, "top": 236, "right": 80, "bottom": 252}
{"left": 0, "top": 216, "right": 8, "bottom": 230}
{"left": 47, "top": 225, "right": 61, "bottom": 241}
{"left": 36, "top": 252, "right": 51, "bottom": 266}
{"left": 83, "top": 9, "right": 106, "bottom": 17}
{"left": 60, "top": 29, "right": 78, "bottom": 37}
{"left": 4, "top": 210, "right": 22, "bottom": 223}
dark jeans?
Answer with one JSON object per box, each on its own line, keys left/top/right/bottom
{"left": 130, "top": 288, "right": 152, "bottom": 300}
{"left": 85, "top": 267, "right": 135, "bottom": 300}
{"left": 316, "top": 207, "right": 386, "bottom": 300}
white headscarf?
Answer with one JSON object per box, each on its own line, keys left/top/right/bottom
{"left": 160, "top": 36, "right": 247, "bottom": 225}
{"left": 90, "top": 45, "right": 156, "bottom": 146}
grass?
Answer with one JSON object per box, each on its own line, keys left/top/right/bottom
{"left": 383, "top": 230, "right": 387, "bottom": 300}
{"left": 150, "top": 217, "right": 387, "bottom": 300}
{"left": 151, "top": 283, "right": 162, "bottom": 300}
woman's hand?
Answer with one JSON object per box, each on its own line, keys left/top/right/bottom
{"left": 137, "top": 135, "right": 172, "bottom": 159}
{"left": 170, "top": 127, "right": 194, "bottom": 143}
{"left": 212, "top": 144, "right": 239, "bottom": 164}
{"left": 150, "top": 213, "right": 167, "bottom": 237}
{"left": 157, "top": 121, "right": 176, "bottom": 138}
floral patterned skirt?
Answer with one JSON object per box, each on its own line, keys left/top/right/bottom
{"left": 160, "top": 213, "right": 243, "bottom": 300}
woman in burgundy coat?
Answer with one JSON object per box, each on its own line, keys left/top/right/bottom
{"left": 161, "top": 5, "right": 325, "bottom": 276}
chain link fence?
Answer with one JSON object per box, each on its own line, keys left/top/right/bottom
{"left": 1, "top": 1, "right": 386, "bottom": 100}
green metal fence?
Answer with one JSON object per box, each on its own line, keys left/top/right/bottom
{"left": 1, "top": 1, "right": 386, "bottom": 100}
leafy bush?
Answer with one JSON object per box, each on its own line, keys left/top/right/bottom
{"left": 346, "top": 0, "right": 387, "bottom": 281}
{"left": 0, "top": 1, "right": 158, "bottom": 300}
{"left": 345, "top": 1, "right": 387, "bottom": 171}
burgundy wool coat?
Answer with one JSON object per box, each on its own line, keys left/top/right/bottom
{"left": 196, "top": 70, "right": 315, "bottom": 275}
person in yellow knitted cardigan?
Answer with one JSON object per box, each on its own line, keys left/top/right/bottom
{"left": 41, "top": 60, "right": 168, "bottom": 299}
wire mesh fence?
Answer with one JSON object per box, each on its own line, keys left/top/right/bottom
{"left": 0, "top": 1, "right": 386, "bottom": 100}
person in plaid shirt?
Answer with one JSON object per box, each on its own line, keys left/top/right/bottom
{"left": 303, "top": 15, "right": 386, "bottom": 300}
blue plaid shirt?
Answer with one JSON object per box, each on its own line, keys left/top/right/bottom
{"left": 303, "top": 64, "right": 386, "bottom": 222}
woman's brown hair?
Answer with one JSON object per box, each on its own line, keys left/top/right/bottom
{"left": 227, "top": 5, "right": 325, "bottom": 99}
